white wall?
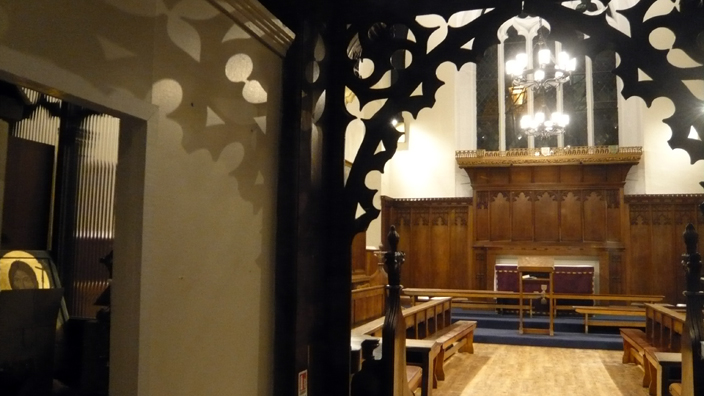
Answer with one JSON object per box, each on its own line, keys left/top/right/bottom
{"left": 382, "top": 61, "right": 461, "bottom": 199}
{"left": 0, "top": 1, "right": 280, "bottom": 395}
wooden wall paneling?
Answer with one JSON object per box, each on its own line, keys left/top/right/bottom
{"left": 559, "top": 165, "right": 582, "bottom": 183}
{"left": 511, "top": 191, "right": 534, "bottom": 241}
{"left": 582, "top": 165, "right": 608, "bottom": 183}
{"left": 509, "top": 167, "right": 532, "bottom": 184}
{"left": 608, "top": 250, "right": 622, "bottom": 294}
{"left": 395, "top": 207, "right": 413, "bottom": 286}
{"left": 583, "top": 190, "right": 607, "bottom": 241}
{"left": 474, "top": 249, "right": 487, "bottom": 290}
{"left": 489, "top": 191, "right": 511, "bottom": 241}
{"left": 449, "top": 206, "right": 470, "bottom": 289}
{"left": 474, "top": 191, "right": 490, "bottom": 241}
{"left": 410, "top": 209, "right": 431, "bottom": 287}
{"left": 466, "top": 203, "right": 475, "bottom": 290}
{"left": 351, "top": 231, "right": 367, "bottom": 274}
{"left": 651, "top": 204, "right": 677, "bottom": 302}
{"left": 599, "top": 251, "right": 611, "bottom": 294}
{"left": 430, "top": 206, "right": 451, "bottom": 289}
{"left": 534, "top": 190, "right": 559, "bottom": 241}
{"left": 490, "top": 167, "right": 510, "bottom": 184}
{"left": 628, "top": 203, "right": 652, "bottom": 295}
{"left": 533, "top": 166, "right": 560, "bottom": 183}
{"left": 560, "top": 191, "right": 583, "bottom": 241}
{"left": 606, "top": 190, "right": 622, "bottom": 242}
{"left": 622, "top": 200, "right": 633, "bottom": 295}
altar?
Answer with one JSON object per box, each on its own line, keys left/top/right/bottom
{"left": 496, "top": 261, "right": 595, "bottom": 313}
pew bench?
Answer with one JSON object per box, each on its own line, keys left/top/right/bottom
{"left": 574, "top": 305, "right": 645, "bottom": 333}
{"left": 351, "top": 336, "right": 440, "bottom": 396}
{"left": 644, "top": 350, "right": 681, "bottom": 396}
{"left": 424, "top": 320, "right": 477, "bottom": 382}
{"left": 620, "top": 328, "right": 651, "bottom": 367}
{"left": 406, "top": 366, "right": 423, "bottom": 395}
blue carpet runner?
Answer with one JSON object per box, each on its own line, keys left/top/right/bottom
{"left": 452, "top": 308, "right": 629, "bottom": 350}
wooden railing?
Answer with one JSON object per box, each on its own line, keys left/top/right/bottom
{"left": 403, "top": 288, "right": 664, "bottom": 312}
{"left": 352, "top": 297, "right": 452, "bottom": 338}
{"left": 351, "top": 285, "right": 386, "bottom": 327}
{"left": 645, "top": 303, "right": 686, "bottom": 352}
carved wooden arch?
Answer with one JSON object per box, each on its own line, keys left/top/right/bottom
{"left": 340, "top": 0, "right": 704, "bottom": 237}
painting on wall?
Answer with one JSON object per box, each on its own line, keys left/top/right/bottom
{"left": 0, "top": 250, "right": 59, "bottom": 290}
{"left": 0, "top": 250, "right": 68, "bottom": 323}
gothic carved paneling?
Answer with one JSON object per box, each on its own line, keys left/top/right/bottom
{"left": 625, "top": 194, "right": 704, "bottom": 302}
{"left": 511, "top": 191, "right": 533, "bottom": 241}
{"left": 489, "top": 192, "right": 511, "bottom": 241}
{"left": 534, "top": 191, "right": 559, "bottom": 242}
{"left": 629, "top": 203, "right": 650, "bottom": 226}
{"left": 583, "top": 190, "right": 606, "bottom": 241}
{"left": 474, "top": 250, "right": 487, "bottom": 290}
{"left": 609, "top": 251, "right": 622, "bottom": 294}
{"left": 475, "top": 191, "right": 490, "bottom": 241}
{"left": 560, "top": 191, "right": 583, "bottom": 241}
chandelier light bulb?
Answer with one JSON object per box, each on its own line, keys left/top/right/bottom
{"left": 538, "top": 49, "right": 551, "bottom": 66}
{"left": 535, "top": 112, "right": 545, "bottom": 124}
{"left": 534, "top": 69, "right": 545, "bottom": 81}
{"left": 516, "top": 53, "right": 528, "bottom": 71}
{"left": 558, "top": 51, "right": 570, "bottom": 69}
{"left": 520, "top": 115, "right": 531, "bottom": 129}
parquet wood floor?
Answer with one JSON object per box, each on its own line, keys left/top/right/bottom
{"left": 431, "top": 343, "right": 649, "bottom": 396}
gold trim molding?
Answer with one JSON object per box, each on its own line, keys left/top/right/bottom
{"left": 456, "top": 146, "right": 642, "bottom": 167}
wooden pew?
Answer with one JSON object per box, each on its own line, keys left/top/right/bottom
{"left": 672, "top": 221, "right": 704, "bottom": 396}
{"left": 424, "top": 320, "right": 476, "bottom": 382}
{"left": 620, "top": 304, "right": 686, "bottom": 395}
{"left": 351, "top": 226, "right": 426, "bottom": 396}
{"left": 574, "top": 305, "right": 645, "bottom": 333}
{"left": 352, "top": 297, "right": 452, "bottom": 338}
{"left": 403, "top": 288, "right": 664, "bottom": 314}
{"left": 645, "top": 304, "right": 685, "bottom": 352}
{"left": 351, "top": 285, "right": 386, "bottom": 328}
{"left": 351, "top": 336, "right": 439, "bottom": 396}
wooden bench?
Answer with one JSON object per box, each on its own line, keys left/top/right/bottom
{"left": 620, "top": 328, "right": 651, "bottom": 368}
{"left": 352, "top": 297, "right": 452, "bottom": 338}
{"left": 669, "top": 382, "right": 681, "bottom": 396}
{"left": 406, "top": 366, "right": 423, "bottom": 395}
{"left": 644, "top": 350, "right": 681, "bottom": 396}
{"left": 574, "top": 305, "right": 645, "bottom": 333}
{"left": 424, "top": 320, "right": 477, "bottom": 382}
{"left": 351, "top": 285, "right": 386, "bottom": 328}
{"left": 351, "top": 336, "right": 441, "bottom": 396}
{"left": 403, "top": 288, "right": 664, "bottom": 315}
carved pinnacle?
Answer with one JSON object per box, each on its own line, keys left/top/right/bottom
{"left": 387, "top": 225, "right": 399, "bottom": 252}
